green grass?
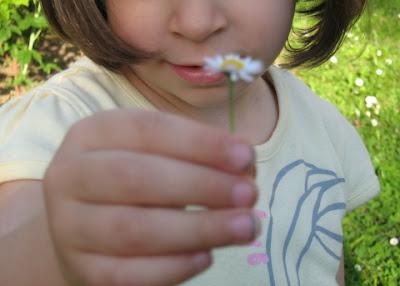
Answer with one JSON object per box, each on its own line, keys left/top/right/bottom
{"left": 294, "top": 1, "right": 400, "bottom": 285}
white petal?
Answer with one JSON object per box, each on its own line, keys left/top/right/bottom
{"left": 206, "top": 56, "right": 219, "bottom": 64}
{"left": 243, "top": 56, "right": 252, "bottom": 64}
{"left": 215, "top": 55, "right": 225, "bottom": 64}
{"left": 246, "top": 61, "right": 264, "bottom": 74}
{"left": 203, "top": 56, "right": 224, "bottom": 72}
{"left": 390, "top": 237, "right": 399, "bottom": 246}
{"left": 226, "top": 54, "right": 242, "bottom": 62}
{"left": 239, "top": 71, "right": 254, "bottom": 82}
{"left": 204, "top": 65, "right": 220, "bottom": 73}
{"left": 230, "top": 73, "right": 239, "bottom": 82}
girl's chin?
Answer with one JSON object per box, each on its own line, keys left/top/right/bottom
{"left": 175, "top": 90, "right": 235, "bottom": 108}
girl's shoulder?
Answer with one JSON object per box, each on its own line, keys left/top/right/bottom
{"left": 270, "top": 65, "right": 340, "bottom": 116}
{"left": 0, "top": 57, "right": 123, "bottom": 118}
{"left": 269, "top": 65, "right": 353, "bottom": 134}
{"left": 269, "top": 66, "right": 380, "bottom": 211}
{"left": 0, "top": 57, "right": 120, "bottom": 183}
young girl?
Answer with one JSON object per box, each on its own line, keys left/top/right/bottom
{"left": 0, "top": 0, "right": 379, "bottom": 285}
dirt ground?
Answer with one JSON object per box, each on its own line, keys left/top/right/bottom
{"left": 0, "top": 33, "right": 82, "bottom": 104}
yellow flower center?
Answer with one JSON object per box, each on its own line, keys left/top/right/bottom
{"left": 221, "top": 59, "right": 244, "bottom": 71}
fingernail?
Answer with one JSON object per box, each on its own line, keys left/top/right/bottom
{"left": 232, "top": 182, "right": 255, "bottom": 207}
{"left": 229, "top": 213, "right": 261, "bottom": 242}
{"left": 192, "top": 252, "right": 212, "bottom": 271}
{"left": 250, "top": 212, "right": 262, "bottom": 238}
{"left": 249, "top": 164, "right": 257, "bottom": 179}
{"left": 228, "top": 144, "right": 255, "bottom": 171}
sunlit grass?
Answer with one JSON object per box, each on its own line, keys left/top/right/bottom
{"left": 293, "top": 0, "right": 400, "bottom": 284}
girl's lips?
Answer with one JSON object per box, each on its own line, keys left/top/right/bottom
{"left": 168, "top": 63, "right": 225, "bottom": 84}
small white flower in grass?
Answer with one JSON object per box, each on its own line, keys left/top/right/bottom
{"left": 366, "top": 111, "right": 371, "bottom": 117}
{"left": 371, "top": 119, "right": 378, "bottom": 127}
{"left": 377, "top": 50, "right": 383, "bottom": 57}
{"left": 330, "top": 56, "right": 338, "bottom": 64}
{"left": 390, "top": 237, "right": 399, "bottom": 246}
{"left": 376, "top": 69, "right": 383, "bottom": 76}
{"left": 365, "top": 96, "right": 378, "bottom": 108}
{"left": 355, "top": 108, "right": 361, "bottom": 117}
{"left": 354, "top": 36, "right": 359, "bottom": 41}
{"left": 385, "top": 58, "right": 393, "bottom": 65}
{"left": 354, "top": 264, "right": 362, "bottom": 272}
{"left": 374, "top": 104, "right": 381, "bottom": 115}
{"left": 355, "top": 78, "right": 364, "bottom": 87}
{"left": 203, "top": 53, "right": 264, "bottom": 82}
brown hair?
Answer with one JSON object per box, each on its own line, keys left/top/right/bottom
{"left": 282, "top": 0, "right": 368, "bottom": 69}
{"left": 39, "top": 0, "right": 367, "bottom": 71}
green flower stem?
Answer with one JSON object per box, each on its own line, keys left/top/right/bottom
{"left": 228, "top": 77, "right": 235, "bottom": 133}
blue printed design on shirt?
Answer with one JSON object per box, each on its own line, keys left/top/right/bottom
{"left": 266, "top": 160, "right": 346, "bottom": 286}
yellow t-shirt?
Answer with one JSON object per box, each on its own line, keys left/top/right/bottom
{"left": 0, "top": 57, "right": 379, "bottom": 285}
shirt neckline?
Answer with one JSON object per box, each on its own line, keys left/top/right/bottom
{"left": 253, "top": 65, "right": 290, "bottom": 162}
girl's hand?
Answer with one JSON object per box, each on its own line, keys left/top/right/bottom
{"left": 43, "top": 109, "right": 260, "bottom": 286}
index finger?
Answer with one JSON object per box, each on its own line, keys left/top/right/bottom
{"left": 65, "top": 109, "right": 256, "bottom": 174}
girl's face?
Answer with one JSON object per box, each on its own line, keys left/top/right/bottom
{"left": 105, "top": 0, "right": 295, "bottom": 109}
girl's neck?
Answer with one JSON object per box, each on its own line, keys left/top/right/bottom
{"left": 123, "top": 69, "right": 279, "bottom": 146}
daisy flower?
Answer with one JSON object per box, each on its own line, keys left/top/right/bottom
{"left": 203, "top": 53, "right": 264, "bottom": 82}
{"left": 330, "top": 56, "right": 338, "bottom": 64}
{"left": 355, "top": 78, "right": 364, "bottom": 87}
{"left": 390, "top": 237, "right": 399, "bottom": 246}
{"left": 365, "top": 96, "right": 378, "bottom": 108}
{"left": 371, "top": 119, "right": 378, "bottom": 127}
{"left": 354, "top": 264, "right": 362, "bottom": 272}
{"left": 203, "top": 53, "right": 264, "bottom": 132}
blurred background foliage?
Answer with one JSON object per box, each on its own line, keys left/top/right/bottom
{"left": 0, "top": 0, "right": 399, "bottom": 285}
{"left": 292, "top": 0, "right": 400, "bottom": 284}
{"left": 0, "top": 0, "right": 79, "bottom": 101}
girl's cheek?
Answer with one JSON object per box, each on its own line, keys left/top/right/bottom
{"left": 107, "top": 2, "right": 164, "bottom": 53}
{"left": 236, "top": 0, "right": 294, "bottom": 61}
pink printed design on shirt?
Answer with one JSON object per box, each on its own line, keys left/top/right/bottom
{"left": 248, "top": 240, "right": 262, "bottom": 247}
{"left": 247, "top": 209, "right": 269, "bottom": 266}
{"left": 254, "top": 209, "right": 268, "bottom": 219}
{"left": 248, "top": 253, "right": 270, "bottom": 265}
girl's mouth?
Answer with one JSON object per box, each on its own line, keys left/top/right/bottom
{"left": 168, "top": 63, "right": 225, "bottom": 85}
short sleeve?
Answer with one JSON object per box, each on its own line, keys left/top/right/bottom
{"left": 322, "top": 103, "right": 380, "bottom": 212}
{"left": 341, "top": 121, "right": 380, "bottom": 212}
{"left": 0, "top": 89, "right": 86, "bottom": 184}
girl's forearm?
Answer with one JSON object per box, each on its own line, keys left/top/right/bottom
{"left": 336, "top": 254, "right": 345, "bottom": 286}
{"left": 0, "top": 181, "right": 69, "bottom": 286}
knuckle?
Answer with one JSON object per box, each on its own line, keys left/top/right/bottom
{"left": 106, "top": 154, "right": 138, "bottom": 184}
{"left": 104, "top": 153, "right": 149, "bottom": 194}
{"left": 64, "top": 110, "right": 114, "bottom": 147}
{"left": 65, "top": 117, "right": 91, "bottom": 142}
{"left": 44, "top": 151, "right": 82, "bottom": 197}
{"left": 197, "top": 214, "right": 225, "bottom": 247}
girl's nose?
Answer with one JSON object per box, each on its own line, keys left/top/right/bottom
{"left": 169, "top": 0, "right": 227, "bottom": 43}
